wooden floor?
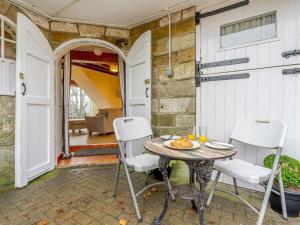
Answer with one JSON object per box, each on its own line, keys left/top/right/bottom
{"left": 69, "top": 129, "right": 117, "bottom": 146}
{"left": 57, "top": 154, "right": 118, "bottom": 167}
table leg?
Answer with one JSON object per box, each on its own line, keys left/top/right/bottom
{"left": 152, "top": 157, "right": 170, "bottom": 225}
{"left": 187, "top": 160, "right": 213, "bottom": 225}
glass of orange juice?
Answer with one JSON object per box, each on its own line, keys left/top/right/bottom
{"left": 199, "top": 126, "right": 208, "bottom": 143}
{"left": 188, "top": 126, "right": 195, "bottom": 141}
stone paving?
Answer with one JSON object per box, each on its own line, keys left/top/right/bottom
{"left": 0, "top": 163, "right": 299, "bottom": 225}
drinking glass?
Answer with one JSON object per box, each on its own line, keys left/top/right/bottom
{"left": 199, "top": 126, "right": 208, "bottom": 143}
{"left": 188, "top": 126, "right": 195, "bottom": 141}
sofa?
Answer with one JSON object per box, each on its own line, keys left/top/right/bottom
{"left": 85, "top": 108, "right": 122, "bottom": 135}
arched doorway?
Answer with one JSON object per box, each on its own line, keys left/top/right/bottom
{"left": 54, "top": 38, "right": 127, "bottom": 166}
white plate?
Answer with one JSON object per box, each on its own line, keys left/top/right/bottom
{"left": 205, "top": 142, "right": 233, "bottom": 150}
{"left": 160, "top": 135, "right": 181, "bottom": 140}
{"left": 164, "top": 140, "right": 200, "bottom": 150}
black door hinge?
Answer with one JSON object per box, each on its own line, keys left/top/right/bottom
{"left": 196, "top": 60, "right": 201, "bottom": 87}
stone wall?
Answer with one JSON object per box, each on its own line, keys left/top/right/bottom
{"left": 0, "top": 96, "right": 15, "bottom": 193}
{"left": 130, "top": 7, "right": 196, "bottom": 136}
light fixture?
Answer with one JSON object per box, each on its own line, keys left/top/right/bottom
{"left": 93, "top": 47, "right": 103, "bottom": 56}
{"left": 110, "top": 64, "right": 118, "bottom": 73}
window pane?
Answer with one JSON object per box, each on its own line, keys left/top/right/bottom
{"left": 4, "top": 22, "right": 16, "bottom": 41}
{"left": 220, "top": 11, "right": 276, "bottom": 48}
{"left": 4, "top": 41, "right": 16, "bottom": 60}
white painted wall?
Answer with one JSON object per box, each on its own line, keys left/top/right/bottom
{"left": 197, "top": 0, "right": 300, "bottom": 191}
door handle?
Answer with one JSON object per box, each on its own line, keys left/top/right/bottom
{"left": 145, "top": 87, "right": 149, "bottom": 98}
{"left": 21, "top": 82, "right": 27, "bottom": 96}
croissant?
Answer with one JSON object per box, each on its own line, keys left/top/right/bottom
{"left": 170, "top": 139, "right": 193, "bottom": 148}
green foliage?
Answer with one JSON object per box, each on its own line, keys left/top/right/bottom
{"left": 264, "top": 154, "right": 300, "bottom": 188}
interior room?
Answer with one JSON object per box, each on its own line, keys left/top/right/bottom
{"left": 59, "top": 45, "right": 123, "bottom": 166}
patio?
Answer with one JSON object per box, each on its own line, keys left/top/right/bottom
{"left": 0, "top": 162, "right": 298, "bottom": 225}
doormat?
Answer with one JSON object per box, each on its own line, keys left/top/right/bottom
{"left": 73, "top": 147, "right": 118, "bottom": 157}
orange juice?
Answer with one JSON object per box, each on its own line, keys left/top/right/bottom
{"left": 188, "top": 133, "right": 195, "bottom": 141}
{"left": 199, "top": 135, "right": 208, "bottom": 143}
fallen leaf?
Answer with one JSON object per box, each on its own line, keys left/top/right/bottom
{"left": 151, "top": 187, "right": 158, "bottom": 192}
{"left": 119, "top": 219, "right": 127, "bottom": 225}
{"left": 38, "top": 219, "right": 48, "bottom": 225}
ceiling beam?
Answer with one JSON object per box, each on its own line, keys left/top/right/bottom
{"left": 71, "top": 50, "right": 118, "bottom": 63}
{"left": 72, "top": 62, "right": 118, "bottom": 76}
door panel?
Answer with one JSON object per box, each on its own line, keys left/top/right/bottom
{"left": 126, "top": 30, "right": 151, "bottom": 156}
{"left": 200, "top": 66, "right": 300, "bottom": 190}
{"left": 15, "top": 13, "right": 54, "bottom": 187}
{"left": 200, "top": 0, "right": 300, "bottom": 75}
{"left": 126, "top": 30, "right": 151, "bottom": 121}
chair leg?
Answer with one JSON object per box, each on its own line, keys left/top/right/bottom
{"left": 233, "top": 178, "right": 239, "bottom": 195}
{"left": 257, "top": 176, "right": 275, "bottom": 225}
{"left": 206, "top": 171, "right": 221, "bottom": 207}
{"left": 123, "top": 162, "right": 142, "bottom": 222}
{"left": 278, "top": 169, "right": 287, "bottom": 219}
{"left": 113, "top": 158, "right": 121, "bottom": 197}
{"left": 145, "top": 172, "right": 149, "bottom": 185}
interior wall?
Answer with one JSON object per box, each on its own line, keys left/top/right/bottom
{"left": 130, "top": 7, "right": 196, "bottom": 137}
{"left": 71, "top": 65, "right": 122, "bottom": 111}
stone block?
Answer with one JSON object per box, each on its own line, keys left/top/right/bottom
{"left": 152, "top": 26, "right": 168, "bottom": 41}
{"left": 25, "top": 12, "right": 49, "bottom": 30}
{"left": 51, "top": 22, "right": 78, "bottom": 33}
{"left": 50, "top": 31, "right": 80, "bottom": 46}
{"left": 152, "top": 99, "right": 159, "bottom": 113}
{"left": 4, "top": 5, "right": 19, "bottom": 23}
{"left": 178, "top": 47, "right": 195, "bottom": 63}
{"left": 152, "top": 39, "right": 168, "bottom": 56}
{"left": 172, "top": 17, "right": 195, "bottom": 37}
{"left": 152, "top": 126, "right": 187, "bottom": 137}
{"left": 172, "top": 33, "right": 195, "bottom": 52}
{"left": 159, "top": 11, "right": 182, "bottom": 27}
{"left": 159, "top": 97, "right": 191, "bottom": 113}
{"left": 152, "top": 113, "right": 175, "bottom": 126}
{"left": 0, "top": 1, "right": 11, "bottom": 14}
{"left": 0, "top": 131, "right": 14, "bottom": 147}
{"left": 182, "top": 7, "right": 196, "bottom": 20}
{"left": 152, "top": 79, "right": 195, "bottom": 98}
{"left": 78, "top": 25, "right": 105, "bottom": 38}
{"left": 153, "top": 52, "right": 178, "bottom": 67}
{"left": 176, "top": 114, "right": 195, "bottom": 127}
{"left": 0, "top": 116, "right": 14, "bottom": 132}
{"left": 105, "top": 28, "right": 129, "bottom": 38}
{"left": 0, "top": 96, "right": 15, "bottom": 115}
{"left": 130, "top": 19, "right": 159, "bottom": 36}
{"left": 159, "top": 61, "right": 195, "bottom": 81}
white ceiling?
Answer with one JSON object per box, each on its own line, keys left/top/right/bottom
{"left": 9, "top": 0, "right": 226, "bottom": 28}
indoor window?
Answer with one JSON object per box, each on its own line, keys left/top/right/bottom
{"left": 0, "top": 17, "right": 16, "bottom": 60}
{"left": 220, "top": 11, "right": 277, "bottom": 49}
{"left": 69, "top": 85, "right": 96, "bottom": 119}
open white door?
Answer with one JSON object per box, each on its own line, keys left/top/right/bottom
{"left": 15, "top": 13, "right": 55, "bottom": 187}
{"left": 126, "top": 30, "right": 151, "bottom": 121}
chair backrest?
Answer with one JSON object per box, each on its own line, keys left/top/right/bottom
{"left": 230, "top": 119, "right": 287, "bottom": 149}
{"left": 113, "top": 116, "right": 153, "bottom": 142}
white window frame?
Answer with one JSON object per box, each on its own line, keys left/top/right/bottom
{"left": 0, "top": 14, "right": 16, "bottom": 96}
{"left": 216, "top": 7, "right": 282, "bottom": 52}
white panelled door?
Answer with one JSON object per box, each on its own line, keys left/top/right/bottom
{"left": 126, "top": 30, "right": 151, "bottom": 155}
{"left": 197, "top": 0, "right": 300, "bottom": 191}
{"left": 126, "top": 30, "right": 151, "bottom": 121}
{"left": 15, "top": 13, "right": 55, "bottom": 187}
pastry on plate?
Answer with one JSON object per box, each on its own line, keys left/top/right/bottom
{"left": 170, "top": 139, "right": 193, "bottom": 148}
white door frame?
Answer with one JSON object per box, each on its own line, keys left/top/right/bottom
{"left": 53, "top": 38, "right": 127, "bottom": 160}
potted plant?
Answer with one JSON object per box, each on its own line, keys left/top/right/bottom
{"left": 263, "top": 154, "right": 300, "bottom": 217}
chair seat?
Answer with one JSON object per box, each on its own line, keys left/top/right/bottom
{"left": 126, "top": 153, "right": 159, "bottom": 172}
{"left": 214, "top": 159, "right": 272, "bottom": 184}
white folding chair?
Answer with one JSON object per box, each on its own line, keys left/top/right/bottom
{"left": 206, "top": 120, "right": 288, "bottom": 225}
{"left": 112, "top": 116, "right": 174, "bottom": 222}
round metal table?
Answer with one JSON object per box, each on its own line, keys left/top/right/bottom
{"left": 144, "top": 138, "right": 237, "bottom": 225}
